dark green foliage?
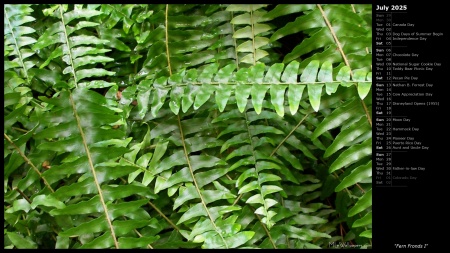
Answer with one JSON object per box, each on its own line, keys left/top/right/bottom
{"left": 4, "top": 4, "right": 372, "bottom": 249}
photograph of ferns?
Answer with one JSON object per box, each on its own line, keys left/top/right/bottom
{"left": 4, "top": 4, "right": 372, "bottom": 249}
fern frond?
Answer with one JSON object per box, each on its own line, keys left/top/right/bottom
{"left": 214, "top": 105, "right": 295, "bottom": 229}
{"left": 127, "top": 102, "right": 256, "bottom": 248}
{"left": 32, "top": 4, "right": 116, "bottom": 89}
{"left": 4, "top": 4, "right": 38, "bottom": 139}
{"left": 270, "top": 4, "right": 371, "bottom": 72}
{"left": 226, "top": 4, "right": 280, "bottom": 67}
{"left": 4, "top": 4, "right": 37, "bottom": 84}
{"left": 135, "top": 4, "right": 231, "bottom": 81}
{"left": 310, "top": 84, "right": 372, "bottom": 242}
{"left": 4, "top": 4, "right": 373, "bottom": 249}
{"left": 130, "top": 60, "right": 371, "bottom": 119}
{"left": 29, "top": 88, "right": 147, "bottom": 249}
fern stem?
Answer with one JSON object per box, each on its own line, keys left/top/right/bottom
{"left": 4, "top": 7, "right": 30, "bottom": 83}
{"left": 270, "top": 113, "right": 309, "bottom": 157}
{"left": 268, "top": 114, "right": 309, "bottom": 248}
{"left": 11, "top": 127, "right": 29, "bottom": 133}
{"left": 121, "top": 157, "right": 187, "bottom": 193}
{"left": 360, "top": 100, "right": 372, "bottom": 127}
{"left": 231, "top": 110, "right": 281, "bottom": 230}
{"left": 147, "top": 201, "right": 180, "bottom": 232}
{"left": 59, "top": 5, "right": 78, "bottom": 88}
{"left": 243, "top": 112, "right": 272, "bottom": 227}
{"left": 14, "top": 187, "right": 32, "bottom": 204}
{"left": 317, "top": 4, "right": 350, "bottom": 74}
{"left": 165, "top": 4, "right": 172, "bottom": 76}
{"left": 4, "top": 133, "right": 55, "bottom": 193}
{"left": 339, "top": 223, "right": 346, "bottom": 241}
{"left": 51, "top": 234, "right": 57, "bottom": 242}
{"left": 230, "top": 12, "right": 240, "bottom": 69}
{"left": 317, "top": 4, "right": 372, "bottom": 128}
{"left": 250, "top": 9, "right": 256, "bottom": 66}
{"left": 122, "top": 154, "right": 206, "bottom": 233}
{"left": 31, "top": 99, "right": 46, "bottom": 109}
{"left": 69, "top": 93, "right": 119, "bottom": 249}
{"left": 249, "top": 206, "right": 277, "bottom": 249}
{"left": 231, "top": 192, "right": 243, "bottom": 206}
{"left": 122, "top": 215, "right": 154, "bottom": 249}
{"left": 149, "top": 80, "right": 365, "bottom": 88}
{"left": 23, "top": 215, "right": 31, "bottom": 236}
{"left": 177, "top": 114, "right": 229, "bottom": 249}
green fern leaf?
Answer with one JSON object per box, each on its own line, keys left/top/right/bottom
{"left": 4, "top": 4, "right": 37, "bottom": 84}
{"left": 335, "top": 161, "right": 371, "bottom": 192}
{"left": 348, "top": 189, "right": 372, "bottom": 217}
{"left": 312, "top": 97, "right": 364, "bottom": 139}
{"left": 328, "top": 137, "right": 372, "bottom": 173}
{"left": 324, "top": 116, "right": 371, "bottom": 157}
{"left": 353, "top": 212, "right": 372, "bottom": 228}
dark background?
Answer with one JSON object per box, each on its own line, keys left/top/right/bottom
{"left": 373, "top": 1, "right": 446, "bottom": 250}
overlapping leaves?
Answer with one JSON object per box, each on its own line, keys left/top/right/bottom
{"left": 312, "top": 93, "right": 372, "bottom": 241}
{"left": 123, "top": 104, "right": 256, "bottom": 248}
{"left": 267, "top": 4, "right": 372, "bottom": 72}
{"left": 134, "top": 60, "right": 371, "bottom": 120}
{"left": 225, "top": 4, "right": 272, "bottom": 66}
{"left": 4, "top": 4, "right": 372, "bottom": 249}
{"left": 32, "top": 4, "right": 116, "bottom": 89}
{"left": 28, "top": 88, "right": 162, "bottom": 249}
